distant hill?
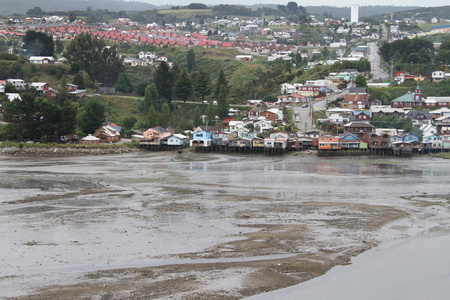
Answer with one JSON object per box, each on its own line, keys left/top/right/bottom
{"left": 304, "top": 6, "right": 421, "bottom": 20}
{"left": 0, "top": 0, "right": 440, "bottom": 23}
{"left": 0, "top": 0, "right": 160, "bottom": 16}
{"left": 371, "top": 5, "right": 450, "bottom": 22}
{"left": 247, "top": 4, "right": 420, "bottom": 20}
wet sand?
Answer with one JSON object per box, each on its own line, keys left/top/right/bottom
{"left": 0, "top": 151, "right": 449, "bottom": 299}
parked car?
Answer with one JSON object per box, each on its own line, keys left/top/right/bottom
{"left": 302, "top": 104, "right": 309, "bottom": 108}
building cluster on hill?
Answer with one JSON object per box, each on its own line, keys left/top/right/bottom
{"left": 0, "top": 77, "right": 85, "bottom": 114}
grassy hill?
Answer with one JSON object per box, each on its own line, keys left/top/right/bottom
{"left": 372, "top": 5, "right": 450, "bottom": 22}
{"left": 0, "top": 0, "right": 159, "bottom": 16}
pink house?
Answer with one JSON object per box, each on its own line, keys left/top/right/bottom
{"left": 142, "top": 127, "right": 174, "bottom": 141}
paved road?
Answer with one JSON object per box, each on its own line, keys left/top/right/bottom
{"left": 367, "top": 42, "right": 390, "bottom": 81}
{"left": 292, "top": 91, "right": 348, "bottom": 132}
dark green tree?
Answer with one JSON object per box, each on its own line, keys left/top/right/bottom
{"left": 160, "top": 103, "right": 173, "bottom": 128}
{"left": 418, "top": 48, "right": 431, "bottom": 63}
{"left": 171, "top": 61, "right": 181, "bottom": 82}
{"left": 175, "top": 68, "right": 193, "bottom": 103}
{"left": 8, "top": 61, "right": 24, "bottom": 79}
{"left": 68, "top": 11, "right": 77, "bottom": 22}
{"left": 59, "top": 101, "right": 78, "bottom": 136}
{"left": 193, "top": 106, "right": 202, "bottom": 127}
{"left": 216, "top": 84, "right": 229, "bottom": 120}
{"left": 205, "top": 100, "right": 216, "bottom": 125}
{"left": 73, "top": 73, "right": 85, "bottom": 89}
{"left": 286, "top": 2, "right": 298, "bottom": 15}
{"left": 436, "top": 50, "right": 450, "bottom": 65}
{"left": 2, "top": 93, "right": 39, "bottom": 140}
{"left": 26, "top": 7, "right": 45, "bottom": 17}
{"left": 440, "top": 39, "right": 450, "bottom": 51}
{"left": 354, "top": 74, "right": 367, "bottom": 87}
{"left": 37, "top": 99, "right": 77, "bottom": 139}
{"left": 55, "top": 39, "right": 64, "bottom": 54}
{"left": 214, "top": 68, "right": 229, "bottom": 99}
{"left": 143, "top": 83, "right": 159, "bottom": 112}
{"left": 122, "top": 115, "right": 137, "bottom": 131}
{"left": 194, "top": 67, "right": 211, "bottom": 101}
{"left": 407, "top": 53, "right": 420, "bottom": 64}
{"left": 115, "top": 73, "right": 132, "bottom": 93}
{"left": 79, "top": 99, "right": 106, "bottom": 134}
{"left": 154, "top": 61, "right": 173, "bottom": 101}
{"left": 4, "top": 82, "right": 16, "bottom": 93}
{"left": 23, "top": 30, "right": 55, "bottom": 56}
{"left": 147, "top": 105, "right": 160, "bottom": 128}
{"left": 66, "top": 33, "right": 123, "bottom": 84}
{"left": 186, "top": 48, "right": 196, "bottom": 73}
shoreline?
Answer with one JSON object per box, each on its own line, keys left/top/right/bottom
{"left": 0, "top": 145, "right": 142, "bottom": 156}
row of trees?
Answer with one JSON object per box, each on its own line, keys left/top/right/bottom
{"left": 379, "top": 37, "right": 450, "bottom": 65}
{"left": 0, "top": 93, "right": 106, "bottom": 141}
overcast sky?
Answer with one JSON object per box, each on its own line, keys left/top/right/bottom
{"left": 139, "top": 0, "right": 448, "bottom": 8}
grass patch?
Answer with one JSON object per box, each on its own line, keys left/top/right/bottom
{"left": 428, "top": 152, "right": 450, "bottom": 159}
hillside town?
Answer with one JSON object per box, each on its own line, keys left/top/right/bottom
{"left": 0, "top": 4, "right": 450, "bottom": 157}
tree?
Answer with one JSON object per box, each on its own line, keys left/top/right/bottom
{"left": 440, "top": 39, "right": 450, "bottom": 51}
{"left": 205, "top": 100, "right": 216, "bottom": 125}
{"left": 60, "top": 75, "right": 67, "bottom": 91}
{"left": 436, "top": 50, "right": 450, "bottom": 65}
{"left": 214, "top": 68, "right": 229, "bottom": 99}
{"left": 2, "top": 93, "right": 40, "bottom": 140}
{"left": 115, "top": 73, "right": 132, "bottom": 93}
{"left": 194, "top": 68, "right": 211, "bottom": 101}
{"left": 186, "top": 48, "right": 196, "bottom": 73}
{"left": 79, "top": 99, "right": 106, "bottom": 134}
{"left": 147, "top": 105, "right": 160, "bottom": 128}
{"left": 66, "top": 33, "right": 123, "bottom": 85}
{"left": 55, "top": 40, "right": 64, "bottom": 54}
{"left": 73, "top": 73, "right": 86, "bottom": 89}
{"left": 37, "top": 99, "right": 77, "bottom": 139}
{"left": 354, "top": 74, "right": 367, "bottom": 87}
{"left": 322, "top": 46, "right": 330, "bottom": 59}
{"left": 407, "top": 53, "right": 420, "bottom": 64}
{"left": 122, "top": 115, "right": 137, "bottom": 131}
{"left": 171, "top": 61, "right": 181, "bottom": 82}
{"left": 286, "top": 2, "right": 298, "bottom": 15}
{"left": 143, "top": 84, "right": 159, "bottom": 111}
{"left": 4, "top": 82, "right": 16, "bottom": 93}
{"left": 154, "top": 61, "right": 173, "bottom": 102}
{"left": 160, "top": 103, "right": 173, "bottom": 128}
{"left": 216, "top": 84, "right": 229, "bottom": 120}
{"left": 26, "top": 7, "right": 45, "bottom": 17}
{"left": 23, "top": 30, "right": 55, "bottom": 56}
{"left": 193, "top": 107, "right": 202, "bottom": 127}
{"left": 175, "top": 68, "right": 193, "bottom": 103}
{"left": 68, "top": 11, "right": 77, "bottom": 22}
{"left": 418, "top": 48, "right": 431, "bottom": 64}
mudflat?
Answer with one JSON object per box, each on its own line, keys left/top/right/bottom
{"left": 1, "top": 152, "right": 449, "bottom": 299}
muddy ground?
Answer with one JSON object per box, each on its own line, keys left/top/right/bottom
{"left": 1, "top": 151, "right": 449, "bottom": 299}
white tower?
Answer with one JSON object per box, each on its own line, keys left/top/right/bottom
{"left": 351, "top": 5, "right": 359, "bottom": 23}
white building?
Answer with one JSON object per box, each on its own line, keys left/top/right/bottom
{"left": 29, "top": 56, "right": 55, "bottom": 64}
{"left": 6, "top": 79, "right": 25, "bottom": 90}
{"left": 351, "top": 5, "right": 359, "bottom": 24}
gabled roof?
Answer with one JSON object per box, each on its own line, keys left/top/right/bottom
{"left": 406, "top": 110, "right": 431, "bottom": 119}
{"left": 348, "top": 87, "right": 368, "bottom": 94}
{"left": 344, "top": 122, "right": 373, "bottom": 128}
{"left": 392, "top": 92, "right": 418, "bottom": 103}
